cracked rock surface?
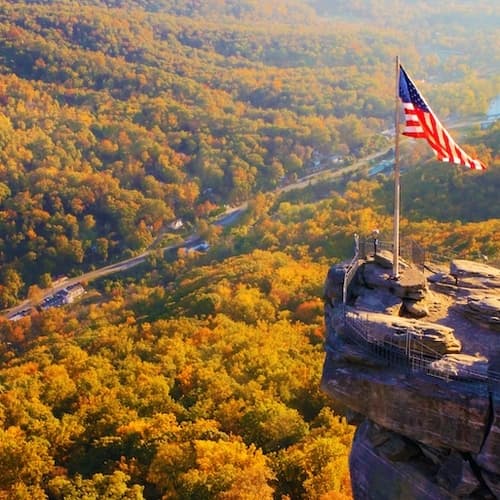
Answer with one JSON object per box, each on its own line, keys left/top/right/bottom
{"left": 322, "top": 257, "right": 500, "bottom": 499}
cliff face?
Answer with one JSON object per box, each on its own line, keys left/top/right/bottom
{"left": 321, "top": 255, "right": 500, "bottom": 499}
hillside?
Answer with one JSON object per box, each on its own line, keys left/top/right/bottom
{"left": 0, "top": 1, "right": 499, "bottom": 498}
{"left": 0, "top": 0, "right": 498, "bottom": 304}
{"left": 0, "top": 248, "right": 356, "bottom": 499}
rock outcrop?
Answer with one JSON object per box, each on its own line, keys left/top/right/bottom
{"left": 460, "top": 295, "right": 500, "bottom": 331}
{"left": 344, "top": 310, "right": 462, "bottom": 355}
{"left": 321, "top": 255, "right": 500, "bottom": 499}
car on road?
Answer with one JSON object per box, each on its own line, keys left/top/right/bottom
{"left": 7, "top": 308, "right": 33, "bottom": 321}
{"left": 186, "top": 241, "right": 210, "bottom": 253}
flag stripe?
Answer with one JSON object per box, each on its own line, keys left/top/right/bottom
{"left": 399, "top": 65, "right": 486, "bottom": 170}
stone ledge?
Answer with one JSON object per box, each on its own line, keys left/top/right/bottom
{"left": 350, "top": 420, "right": 457, "bottom": 500}
{"left": 321, "top": 352, "right": 490, "bottom": 453}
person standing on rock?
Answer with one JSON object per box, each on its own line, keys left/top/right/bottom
{"left": 372, "top": 229, "right": 379, "bottom": 256}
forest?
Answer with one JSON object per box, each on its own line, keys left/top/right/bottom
{"left": 0, "top": 0, "right": 499, "bottom": 498}
{"left": 0, "top": 0, "right": 498, "bottom": 300}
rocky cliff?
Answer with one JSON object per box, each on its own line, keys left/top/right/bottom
{"left": 321, "top": 253, "right": 500, "bottom": 499}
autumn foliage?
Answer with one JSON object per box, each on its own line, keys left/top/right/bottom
{"left": 0, "top": 1, "right": 498, "bottom": 498}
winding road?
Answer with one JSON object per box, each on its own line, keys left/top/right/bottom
{"left": 3, "top": 117, "right": 491, "bottom": 319}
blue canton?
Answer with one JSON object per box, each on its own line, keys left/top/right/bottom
{"left": 399, "top": 67, "right": 430, "bottom": 112}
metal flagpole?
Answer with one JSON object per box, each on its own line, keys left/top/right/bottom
{"left": 392, "top": 56, "right": 401, "bottom": 279}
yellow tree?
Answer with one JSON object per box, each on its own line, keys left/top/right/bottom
{"left": 0, "top": 426, "right": 53, "bottom": 499}
{"left": 148, "top": 438, "right": 274, "bottom": 499}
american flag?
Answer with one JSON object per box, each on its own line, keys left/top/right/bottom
{"left": 398, "top": 65, "right": 486, "bottom": 170}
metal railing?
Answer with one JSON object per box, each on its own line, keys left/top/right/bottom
{"left": 344, "top": 310, "right": 447, "bottom": 377}
{"left": 337, "top": 235, "right": 499, "bottom": 387}
{"left": 342, "top": 243, "right": 362, "bottom": 305}
{"left": 359, "top": 237, "right": 425, "bottom": 271}
{"left": 341, "top": 310, "right": 499, "bottom": 385}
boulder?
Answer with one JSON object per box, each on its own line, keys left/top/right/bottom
{"left": 480, "top": 469, "right": 500, "bottom": 499}
{"left": 345, "top": 309, "right": 462, "bottom": 355}
{"left": 427, "top": 272, "right": 460, "bottom": 296}
{"left": 450, "top": 259, "right": 500, "bottom": 280}
{"left": 476, "top": 364, "right": 500, "bottom": 475}
{"left": 467, "top": 294, "right": 500, "bottom": 315}
{"left": 362, "top": 262, "right": 427, "bottom": 301}
{"left": 377, "top": 434, "right": 420, "bottom": 462}
{"left": 374, "top": 249, "right": 395, "bottom": 269}
{"left": 460, "top": 294, "right": 500, "bottom": 331}
{"left": 354, "top": 287, "right": 403, "bottom": 314}
{"left": 450, "top": 259, "right": 500, "bottom": 290}
{"left": 323, "top": 263, "right": 348, "bottom": 303}
{"left": 350, "top": 420, "right": 458, "bottom": 500}
{"left": 427, "top": 354, "right": 489, "bottom": 382}
{"left": 436, "top": 451, "right": 481, "bottom": 496}
{"left": 321, "top": 351, "right": 490, "bottom": 453}
{"left": 403, "top": 299, "right": 429, "bottom": 318}
{"left": 427, "top": 272, "right": 455, "bottom": 285}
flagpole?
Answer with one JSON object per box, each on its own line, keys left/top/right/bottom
{"left": 392, "top": 56, "right": 401, "bottom": 279}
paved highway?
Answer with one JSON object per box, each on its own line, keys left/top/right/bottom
{"left": 3, "top": 206, "right": 249, "bottom": 318}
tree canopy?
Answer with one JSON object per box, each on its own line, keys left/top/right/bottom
{"left": 0, "top": 1, "right": 498, "bottom": 497}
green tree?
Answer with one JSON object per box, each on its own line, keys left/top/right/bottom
{"left": 0, "top": 268, "right": 24, "bottom": 308}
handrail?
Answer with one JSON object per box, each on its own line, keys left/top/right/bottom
{"left": 343, "top": 258, "right": 361, "bottom": 305}
{"left": 339, "top": 235, "right": 496, "bottom": 386}
{"left": 342, "top": 310, "right": 493, "bottom": 384}
{"left": 342, "top": 235, "right": 362, "bottom": 305}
